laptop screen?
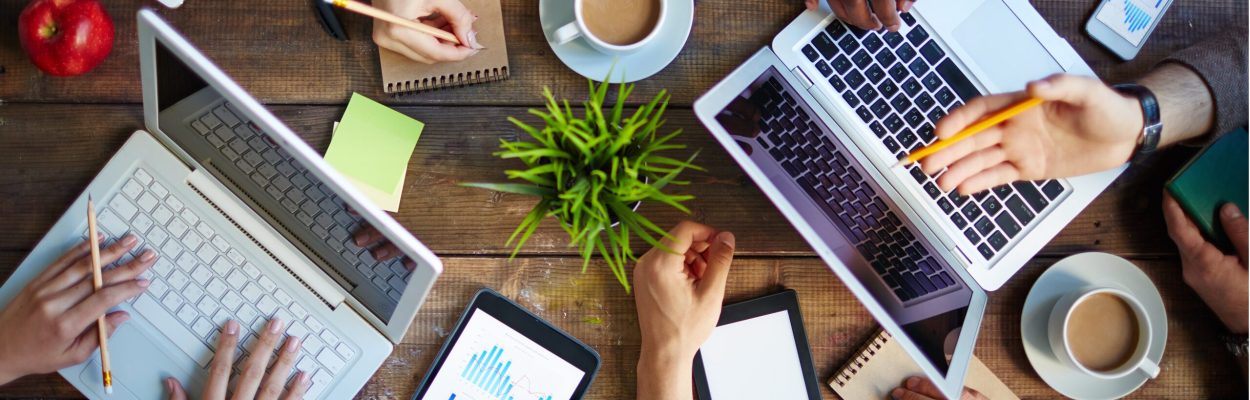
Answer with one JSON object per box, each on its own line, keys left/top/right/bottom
{"left": 709, "top": 66, "right": 971, "bottom": 377}
{"left": 153, "top": 41, "right": 419, "bottom": 324}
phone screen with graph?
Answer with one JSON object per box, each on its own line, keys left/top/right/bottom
{"left": 1086, "top": 0, "right": 1174, "bottom": 60}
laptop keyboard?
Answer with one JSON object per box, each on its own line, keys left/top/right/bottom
{"left": 800, "top": 14, "right": 1070, "bottom": 261}
{"left": 753, "top": 76, "right": 955, "bottom": 302}
{"left": 189, "top": 103, "right": 412, "bottom": 301}
{"left": 92, "top": 167, "right": 346, "bottom": 397}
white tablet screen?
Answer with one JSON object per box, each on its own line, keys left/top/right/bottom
{"left": 699, "top": 311, "right": 808, "bottom": 399}
{"left": 420, "top": 309, "right": 585, "bottom": 400}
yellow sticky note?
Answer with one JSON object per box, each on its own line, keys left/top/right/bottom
{"left": 324, "top": 93, "right": 423, "bottom": 212}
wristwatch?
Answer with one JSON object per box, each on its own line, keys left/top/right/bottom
{"left": 1113, "top": 83, "right": 1162, "bottom": 164}
{"left": 1225, "top": 334, "right": 1249, "bottom": 358}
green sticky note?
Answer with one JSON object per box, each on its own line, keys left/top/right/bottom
{"left": 324, "top": 93, "right": 424, "bottom": 195}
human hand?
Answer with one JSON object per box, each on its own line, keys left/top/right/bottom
{"left": 353, "top": 224, "right": 417, "bottom": 271}
{"left": 891, "top": 376, "right": 987, "bottom": 400}
{"left": 165, "top": 319, "right": 310, "bottom": 400}
{"left": 0, "top": 235, "right": 154, "bottom": 385}
{"left": 920, "top": 74, "right": 1143, "bottom": 195}
{"left": 1163, "top": 193, "right": 1248, "bottom": 334}
{"left": 806, "top": 0, "right": 916, "bottom": 31}
{"left": 372, "top": 0, "right": 483, "bottom": 64}
{"left": 634, "top": 221, "right": 735, "bottom": 400}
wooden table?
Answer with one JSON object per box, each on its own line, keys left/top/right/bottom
{"left": 0, "top": 1, "right": 1245, "bottom": 398}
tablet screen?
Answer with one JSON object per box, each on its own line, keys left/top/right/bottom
{"left": 699, "top": 310, "right": 809, "bottom": 399}
{"left": 419, "top": 308, "right": 586, "bottom": 400}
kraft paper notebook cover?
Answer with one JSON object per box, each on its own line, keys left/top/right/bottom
{"left": 828, "top": 330, "right": 1017, "bottom": 400}
{"left": 378, "top": 0, "right": 509, "bottom": 93}
{"left": 1166, "top": 128, "right": 1248, "bottom": 251}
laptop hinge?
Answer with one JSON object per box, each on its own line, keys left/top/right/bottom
{"left": 186, "top": 170, "right": 348, "bottom": 308}
{"left": 790, "top": 66, "right": 814, "bottom": 89}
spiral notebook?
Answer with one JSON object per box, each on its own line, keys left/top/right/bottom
{"left": 828, "top": 330, "right": 1017, "bottom": 400}
{"left": 378, "top": 0, "right": 509, "bottom": 93}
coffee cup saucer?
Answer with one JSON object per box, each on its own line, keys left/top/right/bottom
{"left": 1021, "top": 252, "right": 1168, "bottom": 400}
{"left": 539, "top": 0, "right": 694, "bottom": 82}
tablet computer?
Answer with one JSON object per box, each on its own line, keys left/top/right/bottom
{"left": 412, "top": 288, "right": 600, "bottom": 400}
{"left": 692, "top": 289, "right": 820, "bottom": 400}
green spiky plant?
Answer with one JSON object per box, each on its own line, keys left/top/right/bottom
{"left": 464, "top": 76, "right": 701, "bottom": 292}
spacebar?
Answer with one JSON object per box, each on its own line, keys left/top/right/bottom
{"left": 133, "top": 295, "right": 213, "bottom": 367}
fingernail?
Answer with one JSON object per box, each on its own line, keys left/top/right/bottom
{"left": 468, "top": 30, "right": 483, "bottom": 49}
{"left": 1223, "top": 203, "right": 1242, "bottom": 219}
{"left": 906, "top": 376, "right": 921, "bottom": 388}
{"left": 285, "top": 336, "right": 302, "bottom": 353}
{"left": 165, "top": 378, "right": 174, "bottom": 391}
{"left": 226, "top": 320, "right": 239, "bottom": 335}
{"left": 122, "top": 235, "right": 138, "bottom": 246}
{"left": 139, "top": 250, "right": 156, "bottom": 262}
{"left": 890, "top": 388, "right": 904, "bottom": 400}
{"left": 887, "top": 24, "right": 900, "bottom": 31}
{"left": 136, "top": 279, "right": 150, "bottom": 287}
{"left": 268, "top": 319, "right": 284, "bottom": 334}
{"left": 299, "top": 370, "right": 312, "bottom": 385}
{"left": 116, "top": 313, "right": 130, "bottom": 323}
{"left": 718, "top": 232, "right": 736, "bottom": 249}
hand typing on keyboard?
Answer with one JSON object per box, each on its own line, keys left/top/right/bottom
{"left": 0, "top": 235, "right": 155, "bottom": 385}
{"left": 166, "top": 319, "right": 310, "bottom": 400}
{"left": 353, "top": 222, "right": 418, "bottom": 271}
{"left": 806, "top": 0, "right": 916, "bottom": 31}
{"left": 920, "top": 74, "right": 1148, "bottom": 195}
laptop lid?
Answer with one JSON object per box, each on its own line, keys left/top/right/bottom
{"left": 694, "top": 49, "right": 986, "bottom": 400}
{"left": 136, "top": 9, "right": 441, "bottom": 343}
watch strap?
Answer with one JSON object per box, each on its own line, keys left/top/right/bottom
{"left": 1113, "top": 83, "right": 1162, "bottom": 164}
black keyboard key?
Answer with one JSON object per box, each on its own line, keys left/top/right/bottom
{"left": 935, "top": 59, "right": 980, "bottom": 102}
{"left": 915, "top": 272, "right": 936, "bottom": 293}
{"left": 926, "top": 107, "right": 946, "bottom": 124}
{"left": 1041, "top": 180, "right": 1064, "bottom": 199}
{"left": 909, "top": 166, "right": 927, "bottom": 183}
{"left": 845, "top": 70, "right": 866, "bottom": 89}
{"left": 901, "top": 78, "right": 922, "bottom": 97}
{"left": 936, "top": 271, "right": 954, "bottom": 288}
{"left": 768, "top": 147, "right": 784, "bottom": 160}
{"left": 814, "top": 33, "right": 840, "bottom": 58}
{"left": 963, "top": 228, "right": 980, "bottom": 243}
{"left": 869, "top": 121, "right": 887, "bottom": 138}
{"left": 831, "top": 55, "right": 853, "bottom": 72}
{"left": 906, "top": 25, "right": 929, "bottom": 45}
{"left": 917, "top": 123, "right": 935, "bottom": 143}
{"left": 865, "top": 65, "right": 886, "bottom": 83}
{"left": 842, "top": 91, "right": 860, "bottom": 107}
{"left": 863, "top": 34, "right": 884, "bottom": 53}
{"left": 918, "top": 259, "right": 936, "bottom": 274}
{"left": 838, "top": 34, "right": 861, "bottom": 54}
{"left": 977, "top": 244, "right": 994, "bottom": 259}
{"left": 888, "top": 63, "right": 910, "bottom": 82}
{"left": 895, "top": 42, "right": 917, "bottom": 63}
{"left": 904, "top": 109, "right": 925, "bottom": 128}
{"left": 852, "top": 50, "right": 873, "bottom": 69}
{"left": 915, "top": 93, "right": 936, "bottom": 111}
{"left": 890, "top": 94, "right": 911, "bottom": 112}
{"left": 884, "top": 115, "right": 905, "bottom": 131}
{"left": 878, "top": 80, "right": 899, "bottom": 99}
{"left": 937, "top": 198, "right": 954, "bottom": 213}
{"left": 857, "top": 84, "right": 880, "bottom": 104}
{"left": 870, "top": 99, "right": 891, "bottom": 119}
{"left": 974, "top": 216, "right": 994, "bottom": 236}
{"left": 897, "top": 128, "right": 918, "bottom": 148}
{"left": 951, "top": 213, "right": 968, "bottom": 229}
{"left": 921, "top": 72, "right": 942, "bottom": 92}
{"left": 828, "top": 75, "right": 847, "bottom": 91}
{"left": 922, "top": 182, "right": 941, "bottom": 199}
{"left": 1005, "top": 195, "right": 1036, "bottom": 225}
{"left": 948, "top": 191, "right": 968, "bottom": 206}
{"left": 960, "top": 201, "right": 981, "bottom": 220}
{"left": 900, "top": 12, "right": 916, "bottom": 25}
{"left": 994, "top": 212, "right": 1022, "bottom": 238}
{"left": 815, "top": 60, "right": 834, "bottom": 77}
{"left": 802, "top": 45, "right": 821, "bottom": 62}
{"left": 825, "top": 20, "right": 848, "bottom": 37}
{"left": 883, "top": 31, "right": 904, "bottom": 48}
{"left": 875, "top": 51, "right": 898, "bottom": 69}
{"left": 981, "top": 196, "right": 1003, "bottom": 216}
{"left": 918, "top": 40, "right": 945, "bottom": 63}
{"left": 1013, "top": 182, "right": 1050, "bottom": 212}
{"left": 908, "top": 58, "right": 928, "bottom": 77}
{"left": 901, "top": 273, "right": 926, "bottom": 297}
{"left": 781, "top": 160, "right": 800, "bottom": 176}
{"left": 988, "top": 232, "right": 1008, "bottom": 250}
{"left": 992, "top": 185, "right": 1013, "bottom": 198}
{"left": 935, "top": 87, "right": 956, "bottom": 106}
{"left": 855, "top": 106, "right": 873, "bottom": 123}
{"left": 883, "top": 137, "right": 900, "bottom": 152}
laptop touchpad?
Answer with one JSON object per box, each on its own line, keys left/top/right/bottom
{"left": 952, "top": 0, "right": 1063, "bottom": 93}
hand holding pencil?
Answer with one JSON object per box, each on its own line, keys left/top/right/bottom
{"left": 366, "top": 0, "right": 484, "bottom": 65}
{"left": 912, "top": 73, "right": 1148, "bottom": 195}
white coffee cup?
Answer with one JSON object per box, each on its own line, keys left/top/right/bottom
{"left": 1048, "top": 287, "right": 1160, "bottom": 380}
{"left": 551, "top": 0, "right": 668, "bottom": 56}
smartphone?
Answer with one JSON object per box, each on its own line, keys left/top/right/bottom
{"left": 1086, "top": 0, "right": 1174, "bottom": 60}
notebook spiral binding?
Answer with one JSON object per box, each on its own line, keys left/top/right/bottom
{"left": 831, "top": 330, "right": 891, "bottom": 387}
{"left": 385, "top": 66, "right": 510, "bottom": 94}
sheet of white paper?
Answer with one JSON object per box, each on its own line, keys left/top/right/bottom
{"left": 700, "top": 310, "right": 809, "bottom": 399}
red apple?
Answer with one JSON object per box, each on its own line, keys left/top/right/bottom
{"left": 18, "top": 0, "right": 115, "bottom": 77}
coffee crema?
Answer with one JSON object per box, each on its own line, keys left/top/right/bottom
{"left": 581, "top": 0, "right": 661, "bottom": 46}
{"left": 1066, "top": 293, "right": 1140, "bottom": 372}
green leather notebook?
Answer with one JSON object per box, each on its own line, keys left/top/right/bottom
{"left": 1166, "top": 128, "right": 1248, "bottom": 250}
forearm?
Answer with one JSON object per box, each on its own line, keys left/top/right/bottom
{"left": 1136, "top": 63, "right": 1217, "bottom": 148}
{"left": 636, "top": 348, "right": 694, "bottom": 400}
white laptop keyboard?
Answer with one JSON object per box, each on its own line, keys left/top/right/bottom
{"left": 189, "top": 103, "right": 411, "bottom": 301}
{"left": 92, "top": 167, "right": 352, "bottom": 397}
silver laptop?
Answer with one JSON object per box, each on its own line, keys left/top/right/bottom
{"left": 694, "top": 1, "right": 1123, "bottom": 398}
{"left": 0, "top": 10, "right": 442, "bottom": 399}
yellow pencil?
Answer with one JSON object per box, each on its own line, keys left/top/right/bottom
{"left": 894, "top": 97, "right": 1044, "bottom": 168}
{"left": 86, "top": 196, "right": 114, "bottom": 395}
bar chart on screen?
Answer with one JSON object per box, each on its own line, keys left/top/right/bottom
{"left": 422, "top": 309, "right": 585, "bottom": 400}
{"left": 1096, "top": 0, "right": 1166, "bottom": 46}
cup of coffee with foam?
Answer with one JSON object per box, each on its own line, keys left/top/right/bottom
{"left": 1048, "top": 287, "right": 1160, "bottom": 380}
{"left": 551, "top": 0, "right": 667, "bottom": 55}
